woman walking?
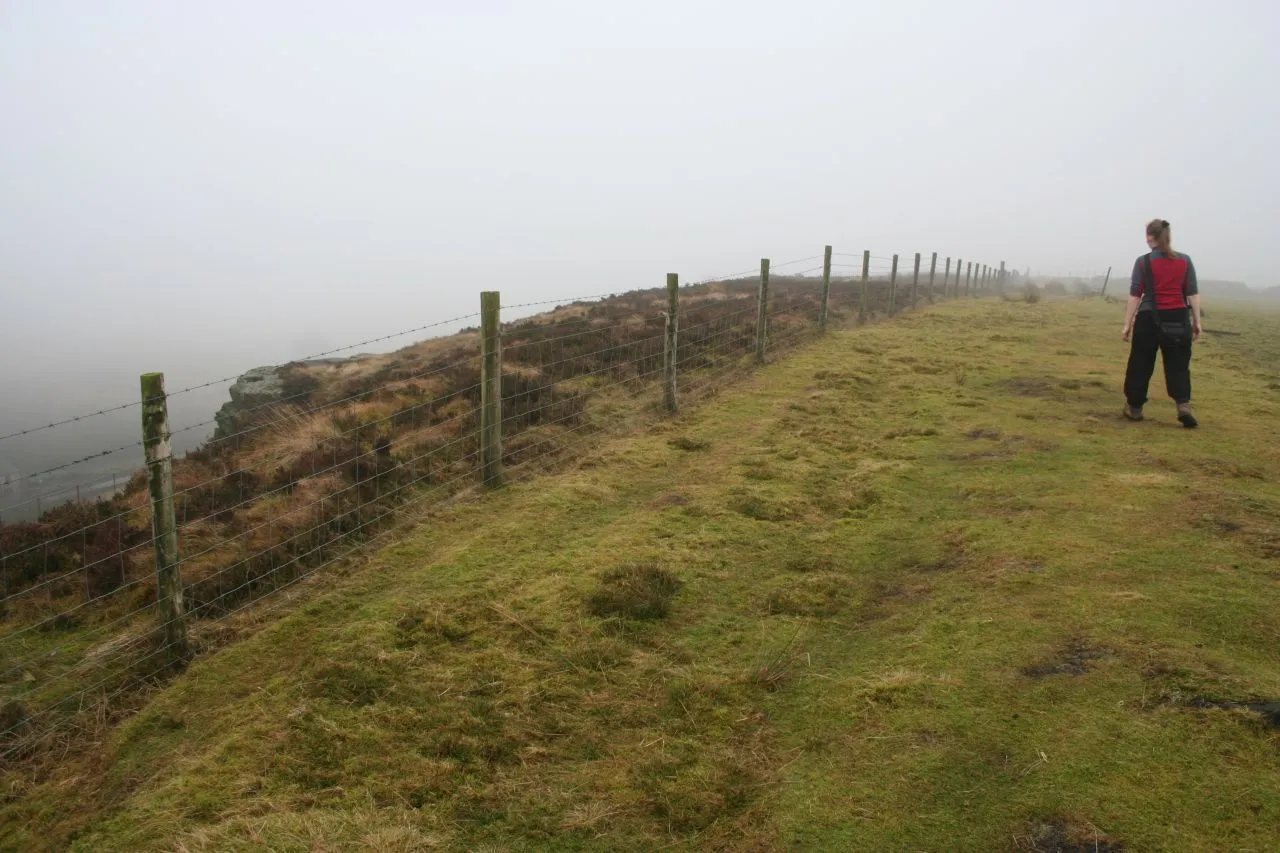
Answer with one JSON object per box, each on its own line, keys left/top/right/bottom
{"left": 1121, "top": 219, "right": 1202, "bottom": 427}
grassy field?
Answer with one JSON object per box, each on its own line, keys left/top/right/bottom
{"left": 3, "top": 296, "right": 1278, "bottom": 852}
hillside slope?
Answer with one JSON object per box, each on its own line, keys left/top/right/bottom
{"left": 4, "top": 297, "right": 1279, "bottom": 852}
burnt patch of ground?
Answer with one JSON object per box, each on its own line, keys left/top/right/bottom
{"left": 1186, "top": 698, "right": 1280, "bottom": 728}
{"left": 1021, "top": 638, "right": 1112, "bottom": 678}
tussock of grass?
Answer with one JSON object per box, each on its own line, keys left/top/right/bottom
{"left": 4, "top": 298, "right": 1280, "bottom": 852}
{"left": 586, "top": 561, "right": 681, "bottom": 621}
{"left": 667, "top": 435, "right": 711, "bottom": 452}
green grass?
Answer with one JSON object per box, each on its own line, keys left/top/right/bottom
{"left": 3, "top": 297, "right": 1279, "bottom": 852}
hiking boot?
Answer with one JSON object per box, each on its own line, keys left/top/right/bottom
{"left": 1176, "top": 402, "right": 1198, "bottom": 429}
{"left": 1123, "top": 404, "right": 1144, "bottom": 421}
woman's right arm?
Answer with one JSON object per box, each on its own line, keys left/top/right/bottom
{"left": 1122, "top": 295, "right": 1141, "bottom": 341}
{"left": 1123, "top": 257, "right": 1143, "bottom": 340}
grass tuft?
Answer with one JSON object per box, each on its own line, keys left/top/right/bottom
{"left": 585, "top": 561, "right": 681, "bottom": 621}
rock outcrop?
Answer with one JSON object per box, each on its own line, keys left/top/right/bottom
{"left": 213, "top": 366, "right": 288, "bottom": 439}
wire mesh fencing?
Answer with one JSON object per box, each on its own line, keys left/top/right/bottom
{"left": 0, "top": 247, "right": 1012, "bottom": 761}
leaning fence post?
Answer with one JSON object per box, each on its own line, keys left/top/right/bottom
{"left": 943, "top": 257, "right": 952, "bottom": 299}
{"left": 859, "top": 250, "right": 870, "bottom": 323}
{"left": 912, "top": 252, "right": 922, "bottom": 307}
{"left": 480, "top": 291, "right": 504, "bottom": 488}
{"left": 888, "top": 254, "right": 899, "bottom": 315}
{"left": 664, "top": 273, "right": 679, "bottom": 413}
{"left": 1100, "top": 265, "right": 1112, "bottom": 297}
{"left": 756, "top": 258, "right": 770, "bottom": 364}
{"left": 140, "top": 372, "right": 189, "bottom": 664}
{"left": 929, "top": 252, "right": 938, "bottom": 300}
{"left": 819, "top": 245, "right": 833, "bottom": 332}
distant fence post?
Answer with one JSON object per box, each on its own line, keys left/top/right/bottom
{"left": 140, "top": 372, "right": 189, "bottom": 665}
{"left": 664, "top": 273, "right": 679, "bottom": 413}
{"left": 943, "top": 257, "right": 952, "bottom": 299}
{"left": 955, "top": 258, "right": 963, "bottom": 298}
{"left": 756, "top": 258, "right": 770, "bottom": 364}
{"left": 1100, "top": 265, "right": 1112, "bottom": 297}
{"left": 480, "top": 291, "right": 504, "bottom": 488}
{"left": 888, "top": 254, "right": 899, "bottom": 315}
{"left": 859, "top": 250, "right": 870, "bottom": 323}
{"left": 999, "top": 261, "right": 1007, "bottom": 294}
{"left": 982, "top": 264, "right": 988, "bottom": 295}
{"left": 912, "top": 252, "right": 922, "bottom": 307}
{"left": 929, "top": 252, "right": 938, "bottom": 300}
{"left": 819, "top": 245, "right": 833, "bottom": 332}
{"left": 965, "top": 262, "right": 972, "bottom": 297}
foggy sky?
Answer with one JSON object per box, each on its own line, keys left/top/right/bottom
{"left": 2, "top": 0, "right": 1278, "bottom": 431}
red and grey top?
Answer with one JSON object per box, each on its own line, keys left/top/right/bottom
{"left": 1129, "top": 250, "right": 1199, "bottom": 312}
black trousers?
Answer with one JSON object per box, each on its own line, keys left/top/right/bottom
{"left": 1125, "top": 309, "right": 1192, "bottom": 406}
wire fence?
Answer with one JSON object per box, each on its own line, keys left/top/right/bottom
{"left": 0, "top": 247, "right": 1012, "bottom": 762}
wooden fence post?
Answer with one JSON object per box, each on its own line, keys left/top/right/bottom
{"left": 756, "top": 258, "right": 770, "bottom": 364}
{"left": 480, "top": 291, "right": 504, "bottom": 488}
{"left": 965, "top": 262, "right": 972, "bottom": 296}
{"left": 912, "top": 252, "right": 922, "bottom": 307}
{"left": 929, "top": 252, "right": 938, "bottom": 300}
{"left": 999, "top": 261, "right": 1007, "bottom": 294}
{"left": 670, "top": 272, "right": 680, "bottom": 412}
{"left": 888, "top": 254, "right": 899, "bottom": 315}
{"left": 955, "top": 258, "right": 963, "bottom": 298}
{"left": 140, "top": 372, "right": 189, "bottom": 664}
{"left": 982, "top": 265, "right": 988, "bottom": 295}
{"left": 859, "top": 250, "right": 870, "bottom": 323}
{"left": 1100, "top": 266, "right": 1112, "bottom": 297}
{"left": 819, "top": 245, "right": 833, "bottom": 332}
{"left": 943, "top": 257, "right": 952, "bottom": 299}
{"left": 664, "top": 273, "right": 679, "bottom": 413}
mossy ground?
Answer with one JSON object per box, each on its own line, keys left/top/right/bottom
{"left": 3, "top": 296, "right": 1278, "bottom": 852}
